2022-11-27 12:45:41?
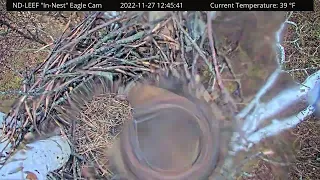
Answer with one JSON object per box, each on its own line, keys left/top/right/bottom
{"left": 120, "top": 2, "right": 183, "bottom": 9}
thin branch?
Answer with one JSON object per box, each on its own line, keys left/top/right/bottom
{"left": 0, "top": 20, "right": 46, "bottom": 45}
{"left": 207, "top": 12, "right": 238, "bottom": 113}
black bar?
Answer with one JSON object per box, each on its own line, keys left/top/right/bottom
{"left": 6, "top": 0, "right": 314, "bottom": 11}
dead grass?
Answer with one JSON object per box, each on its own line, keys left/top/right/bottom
{"left": 283, "top": 10, "right": 320, "bottom": 82}
{"left": 290, "top": 115, "right": 320, "bottom": 179}
{"left": 239, "top": 161, "right": 275, "bottom": 180}
{"left": 282, "top": 3, "right": 320, "bottom": 180}
{"left": 74, "top": 94, "right": 132, "bottom": 178}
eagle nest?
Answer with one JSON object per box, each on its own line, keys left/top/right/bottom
{"left": 2, "top": 11, "right": 301, "bottom": 179}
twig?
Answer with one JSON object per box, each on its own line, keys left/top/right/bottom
{"left": 206, "top": 12, "right": 238, "bottom": 113}
{"left": 42, "top": 16, "right": 124, "bottom": 77}
{"left": 0, "top": 20, "right": 47, "bottom": 45}
{"left": 172, "top": 14, "right": 214, "bottom": 74}
{"left": 192, "top": 28, "right": 207, "bottom": 79}
{"left": 152, "top": 38, "right": 169, "bottom": 69}
{"left": 177, "top": 12, "right": 191, "bottom": 79}
{"left": 116, "top": 31, "right": 145, "bottom": 44}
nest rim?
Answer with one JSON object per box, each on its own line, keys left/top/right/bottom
{"left": 116, "top": 76, "right": 221, "bottom": 180}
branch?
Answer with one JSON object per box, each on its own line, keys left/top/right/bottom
{"left": 207, "top": 12, "right": 238, "bottom": 113}
{"left": 233, "top": 105, "right": 314, "bottom": 153}
{"left": 0, "top": 20, "right": 46, "bottom": 45}
{"left": 233, "top": 70, "right": 320, "bottom": 153}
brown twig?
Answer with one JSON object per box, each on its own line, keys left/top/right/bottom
{"left": 0, "top": 19, "right": 47, "bottom": 45}
{"left": 206, "top": 12, "right": 238, "bottom": 113}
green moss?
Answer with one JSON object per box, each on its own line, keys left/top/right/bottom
{"left": 0, "top": 74, "right": 22, "bottom": 91}
{"left": 201, "top": 65, "right": 213, "bottom": 85}
{"left": 0, "top": 72, "right": 21, "bottom": 112}
{"left": 225, "top": 81, "right": 238, "bottom": 93}
{"left": 0, "top": 73, "right": 22, "bottom": 102}
{"left": 247, "top": 64, "right": 267, "bottom": 79}
{"left": 237, "top": 46, "right": 251, "bottom": 62}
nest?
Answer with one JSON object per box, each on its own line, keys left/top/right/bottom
{"left": 2, "top": 11, "right": 211, "bottom": 179}
{"left": 1, "top": 11, "right": 308, "bottom": 179}
{"left": 75, "top": 94, "right": 132, "bottom": 178}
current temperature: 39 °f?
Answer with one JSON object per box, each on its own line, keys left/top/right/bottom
{"left": 279, "top": 2, "right": 296, "bottom": 9}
